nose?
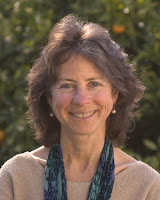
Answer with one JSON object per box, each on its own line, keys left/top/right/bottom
{"left": 73, "top": 88, "right": 91, "bottom": 105}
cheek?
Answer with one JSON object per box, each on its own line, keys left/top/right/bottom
{"left": 52, "top": 93, "right": 72, "bottom": 110}
{"left": 95, "top": 92, "right": 114, "bottom": 112}
{"left": 95, "top": 92, "right": 114, "bottom": 104}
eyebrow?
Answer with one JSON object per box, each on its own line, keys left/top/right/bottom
{"left": 58, "top": 77, "right": 104, "bottom": 82}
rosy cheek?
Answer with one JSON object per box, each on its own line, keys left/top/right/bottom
{"left": 53, "top": 93, "right": 72, "bottom": 106}
{"left": 94, "top": 92, "right": 111, "bottom": 105}
{"left": 94, "top": 92, "right": 114, "bottom": 116}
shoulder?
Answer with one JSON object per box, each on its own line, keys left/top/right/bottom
{"left": 115, "top": 161, "right": 160, "bottom": 200}
{"left": 113, "top": 161, "right": 160, "bottom": 200}
{"left": 1, "top": 152, "right": 34, "bottom": 169}
{"left": 120, "top": 161, "right": 160, "bottom": 180}
{"left": 114, "top": 148, "right": 160, "bottom": 181}
{"left": 1, "top": 152, "right": 30, "bottom": 171}
{"left": 115, "top": 158, "right": 160, "bottom": 186}
{"left": 113, "top": 148, "right": 160, "bottom": 200}
{"left": 0, "top": 152, "right": 44, "bottom": 178}
{"left": 0, "top": 152, "right": 45, "bottom": 200}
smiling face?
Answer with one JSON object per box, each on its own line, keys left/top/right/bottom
{"left": 49, "top": 56, "right": 118, "bottom": 138}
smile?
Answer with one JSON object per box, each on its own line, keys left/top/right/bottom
{"left": 71, "top": 111, "right": 96, "bottom": 118}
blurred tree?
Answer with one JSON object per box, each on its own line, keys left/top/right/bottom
{"left": 0, "top": 0, "right": 74, "bottom": 165}
{"left": 71, "top": 0, "right": 160, "bottom": 171}
{"left": 0, "top": 0, "right": 160, "bottom": 171}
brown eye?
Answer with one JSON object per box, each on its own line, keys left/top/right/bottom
{"left": 90, "top": 82, "right": 101, "bottom": 87}
{"left": 60, "top": 83, "right": 74, "bottom": 88}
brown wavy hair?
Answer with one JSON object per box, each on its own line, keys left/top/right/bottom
{"left": 26, "top": 14, "right": 145, "bottom": 147}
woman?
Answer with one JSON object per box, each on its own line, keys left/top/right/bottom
{"left": 0, "top": 14, "right": 160, "bottom": 200}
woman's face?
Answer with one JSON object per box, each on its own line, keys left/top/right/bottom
{"left": 49, "top": 56, "right": 118, "bottom": 137}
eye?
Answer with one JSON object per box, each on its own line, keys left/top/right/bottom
{"left": 60, "top": 83, "right": 74, "bottom": 89}
{"left": 89, "top": 81, "right": 101, "bottom": 87}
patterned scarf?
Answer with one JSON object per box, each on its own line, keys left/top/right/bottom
{"left": 44, "top": 140, "right": 115, "bottom": 200}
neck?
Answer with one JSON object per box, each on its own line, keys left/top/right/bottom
{"left": 60, "top": 130, "right": 106, "bottom": 182}
{"left": 61, "top": 133, "right": 105, "bottom": 161}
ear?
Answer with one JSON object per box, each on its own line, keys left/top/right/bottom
{"left": 113, "top": 90, "right": 119, "bottom": 104}
{"left": 48, "top": 97, "right": 52, "bottom": 107}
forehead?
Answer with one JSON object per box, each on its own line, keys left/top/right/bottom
{"left": 57, "top": 55, "right": 105, "bottom": 80}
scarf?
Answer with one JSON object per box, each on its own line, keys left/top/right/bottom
{"left": 44, "top": 140, "right": 115, "bottom": 200}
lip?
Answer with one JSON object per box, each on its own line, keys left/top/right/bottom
{"left": 69, "top": 110, "right": 97, "bottom": 119}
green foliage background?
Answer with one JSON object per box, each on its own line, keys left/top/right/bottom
{"left": 0, "top": 0, "right": 160, "bottom": 172}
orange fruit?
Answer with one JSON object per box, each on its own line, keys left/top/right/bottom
{"left": 0, "top": 130, "right": 5, "bottom": 145}
{"left": 112, "top": 25, "right": 125, "bottom": 34}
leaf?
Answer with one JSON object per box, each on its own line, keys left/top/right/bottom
{"left": 158, "top": 137, "right": 160, "bottom": 146}
{"left": 143, "top": 139, "right": 157, "bottom": 151}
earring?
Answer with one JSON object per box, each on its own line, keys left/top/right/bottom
{"left": 112, "top": 107, "right": 116, "bottom": 114}
{"left": 50, "top": 112, "right": 54, "bottom": 117}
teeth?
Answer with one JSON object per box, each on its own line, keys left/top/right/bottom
{"left": 72, "top": 111, "right": 95, "bottom": 118}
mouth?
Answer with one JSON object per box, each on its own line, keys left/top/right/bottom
{"left": 70, "top": 110, "right": 97, "bottom": 118}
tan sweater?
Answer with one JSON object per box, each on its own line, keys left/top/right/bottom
{"left": 0, "top": 152, "right": 160, "bottom": 200}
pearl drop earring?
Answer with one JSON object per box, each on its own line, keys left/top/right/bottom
{"left": 50, "top": 112, "right": 54, "bottom": 117}
{"left": 112, "top": 107, "right": 116, "bottom": 114}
